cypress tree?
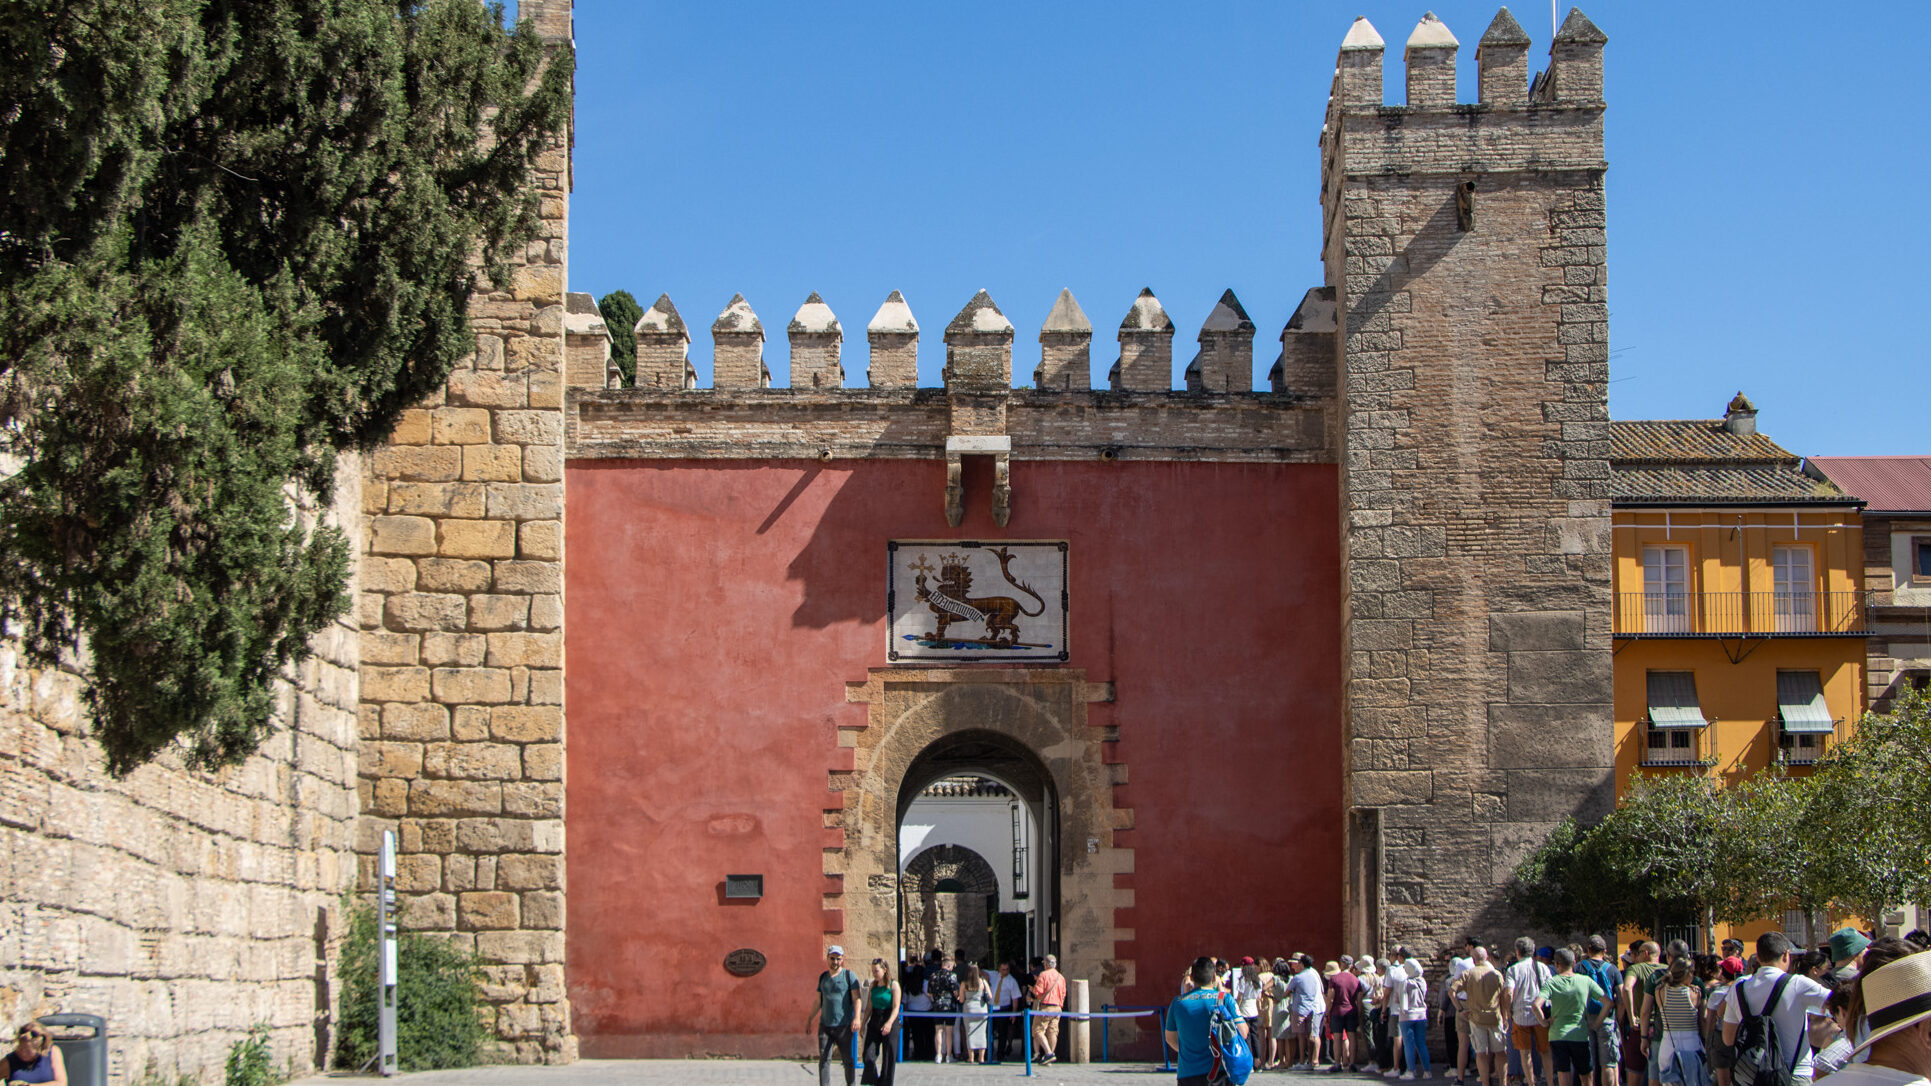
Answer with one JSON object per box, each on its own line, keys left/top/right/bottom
{"left": 597, "top": 289, "right": 641, "bottom": 386}
{"left": 0, "top": 0, "right": 572, "bottom": 773}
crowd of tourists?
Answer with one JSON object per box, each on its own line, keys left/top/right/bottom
{"left": 1163, "top": 927, "right": 1931, "bottom": 1086}
{"left": 808, "top": 945, "right": 1068, "bottom": 1086}
{"left": 810, "top": 927, "right": 1931, "bottom": 1086}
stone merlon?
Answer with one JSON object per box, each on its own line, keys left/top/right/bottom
{"left": 945, "top": 289, "right": 1014, "bottom": 338}
{"left": 713, "top": 293, "right": 763, "bottom": 336}
{"left": 868, "top": 290, "right": 919, "bottom": 334}
{"left": 789, "top": 292, "right": 841, "bottom": 336}
{"left": 1119, "top": 288, "right": 1174, "bottom": 333}
{"left": 1042, "top": 288, "right": 1092, "bottom": 334}
{"left": 634, "top": 293, "right": 688, "bottom": 341}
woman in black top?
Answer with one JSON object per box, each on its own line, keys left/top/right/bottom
{"left": 927, "top": 954, "right": 961, "bottom": 1063}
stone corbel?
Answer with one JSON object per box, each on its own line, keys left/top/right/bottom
{"left": 945, "top": 457, "right": 964, "bottom": 526}
{"left": 943, "top": 435, "right": 1012, "bottom": 527}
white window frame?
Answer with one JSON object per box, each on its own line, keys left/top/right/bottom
{"left": 1642, "top": 545, "right": 1690, "bottom": 634}
{"left": 1772, "top": 544, "right": 1817, "bottom": 633}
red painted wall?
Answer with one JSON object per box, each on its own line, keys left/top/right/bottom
{"left": 564, "top": 457, "right": 1343, "bottom": 1057}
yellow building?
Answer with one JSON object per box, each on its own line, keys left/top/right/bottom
{"left": 1610, "top": 395, "right": 1867, "bottom": 946}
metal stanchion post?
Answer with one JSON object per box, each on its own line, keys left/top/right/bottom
{"left": 1024, "top": 1008, "right": 1034, "bottom": 1077}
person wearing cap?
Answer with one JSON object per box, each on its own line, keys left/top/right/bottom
{"left": 1721, "top": 932, "right": 1831, "bottom": 1083}
{"left": 810, "top": 945, "right": 861, "bottom": 1086}
{"left": 1288, "top": 954, "right": 1329, "bottom": 1069}
{"left": 1703, "top": 957, "right": 1745, "bottom": 1086}
{"left": 1577, "top": 936, "right": 1624, "bottom": 1086}
{"left": 1832, "top": 930, "right": 1875, "bottom": 985}
{"left": 1330, "top": 957, "right": 1364, "bottom": 1073}
{"left": 1237, "top": 958, "right": 1264, "bottom": 1051}
{"left": 1819, "top": 947, "right": 1931, "bottom": 1086}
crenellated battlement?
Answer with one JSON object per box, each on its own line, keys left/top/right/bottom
{"left": 589, "top": 286, "right": 1340, "bottom": 398}
{"left": 1321, "top": 8, "right": 1606, "bottom": 189}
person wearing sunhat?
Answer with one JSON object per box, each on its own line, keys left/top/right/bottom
{"left": 1832, "top": 930, "right": 1875, "bottom": 985}
{"left": 1820, "top": 948, "right": 1931, "bottom": 1086}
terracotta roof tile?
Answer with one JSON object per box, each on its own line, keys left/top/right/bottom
{"left": 1609, "top": 419, "right": 1795, "bottom": 464}
{"left": 1609, "top": 420, "right": 1853, "bottom": 505}
{"left": 1808, "top": 457, "right": 1931, "bottom": 513}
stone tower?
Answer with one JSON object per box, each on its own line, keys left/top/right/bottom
{"left": 357, "top": 0, "right": 577, "bottom": 1062}
{"left": 1324, "top": 8, "right": 1615, "bottom": 951}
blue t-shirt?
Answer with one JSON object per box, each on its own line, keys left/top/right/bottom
{"left": 819, "top": 969, "right": 859, "bottom": 1030}
{"left": 1576, "top": 958, "right": 1621, "bottom": 1022}
{"left": 1166, "top": 988, "right": 1239, "bottom": 1079}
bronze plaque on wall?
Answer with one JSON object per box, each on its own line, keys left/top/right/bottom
{"left": 723, "top": 948, "right": 767, "bottom": 977}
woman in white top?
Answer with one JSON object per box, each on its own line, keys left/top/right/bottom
{"left": 1236, "top": 961, "right": 1263, "bottom": 1043}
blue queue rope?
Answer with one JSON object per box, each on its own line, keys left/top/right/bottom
{"left": 1098, "top": 1004, "right": 1175, "bottom": 1071}
{"left": 887, "top": 1008, "right": 1162, "bottom": 1077}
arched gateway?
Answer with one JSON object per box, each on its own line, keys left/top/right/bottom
{"left": 838, "top": 671, "right": 1122, "bottom": 995}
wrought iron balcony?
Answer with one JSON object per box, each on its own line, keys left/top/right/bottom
{"left": 1614, "top": 591, "right": 1869, "bottom": 638}
{"left": 1638, "top": 722, "right": 1719, "bottom": 769}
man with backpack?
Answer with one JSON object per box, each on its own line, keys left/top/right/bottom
{"left": 1168, "top": 956, "right": 1250, "bottom": 1086}
{"left": 1577, "top": 936, "right": 1624, "bottom": 1086}
{"left": 1720, "top": 932, "right": 1831, "bottom": 1085}
{"left": 809, "top": 946, "right": 861, "bottom": 1086}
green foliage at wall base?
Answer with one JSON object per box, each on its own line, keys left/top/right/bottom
{"left": 334, "top": 905, "right": 491, "bottom": 1072}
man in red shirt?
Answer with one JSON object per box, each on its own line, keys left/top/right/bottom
{"left": 1031, "top": 953, "right": 1067, "bottom": 1065}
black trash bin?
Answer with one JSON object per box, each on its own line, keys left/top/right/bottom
{"left": 38, "top": 1013, "right": 107, "bottom": 1086}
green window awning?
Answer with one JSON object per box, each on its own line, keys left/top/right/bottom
{"left": 1647, "top": 671, "right": 1708, "bottom": 729}
{"left": 1777, "top": 671, "right": 1835, "bottom": 734}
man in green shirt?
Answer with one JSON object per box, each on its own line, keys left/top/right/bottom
{"left": 1540, "top": 948, "right": 1610, "bottom": 1086}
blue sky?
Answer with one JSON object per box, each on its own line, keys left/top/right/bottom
{"left": 558, "top": 2, "right": 1928, "bottom": 457}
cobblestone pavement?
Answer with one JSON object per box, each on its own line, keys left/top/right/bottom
{"left": 381, "top": 1060, "right": 1401, "bottom": 1085}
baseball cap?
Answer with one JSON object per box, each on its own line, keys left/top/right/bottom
{"left": 827, "top": 945, "right": 845, "bottom": 957}
{"left": 1719, "top": 958, "right": 1745, "bottom": 978}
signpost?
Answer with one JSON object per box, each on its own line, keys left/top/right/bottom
{"left": 377, "top": 830, "right": 399, "bottom": 1076}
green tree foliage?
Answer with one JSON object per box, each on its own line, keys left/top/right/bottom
{"left": 597, "top": 289, "right": 641, "bottom": 386}
{"left": 334, "top": 905, "right": 490, "bottom": 1072}
{"left": 0, "top": 1, "right": 572, "bottom": 773}
{"left": 1809, "top": 686, "right": 1931, "bottom": 925}
{"left": 1509, "top": 689, "right": 1931, "bottom": 940}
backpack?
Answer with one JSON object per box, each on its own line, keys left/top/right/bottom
{"left": 1731, "top": 973, "right": 1796, "bottom": 1086}
{"left": 1208, "top": 992, "right": 1255, "bottom": 1086}
{"left": 1576, "top": 958, "right": 1617, "bottom": 1021}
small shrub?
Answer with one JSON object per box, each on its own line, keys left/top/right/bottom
{"left": 224, "top": 1028, "right": 277, "bottom": 1086}
{"left": 334, "top": 904, "right": 491, "bottom": 1071}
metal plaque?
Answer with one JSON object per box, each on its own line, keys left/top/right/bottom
{"left": 887, "top": 541, "right": 1068, "bottom": 663}
{"left": 723, "top": 948, "right": 767, "bottom": 977}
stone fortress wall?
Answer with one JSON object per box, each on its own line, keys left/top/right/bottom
{"left": 4, "top": 2, "right": 1622, "bottom": 1071}
{"left": 1, "top": 465, "right": 364, "bottom": 1084}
